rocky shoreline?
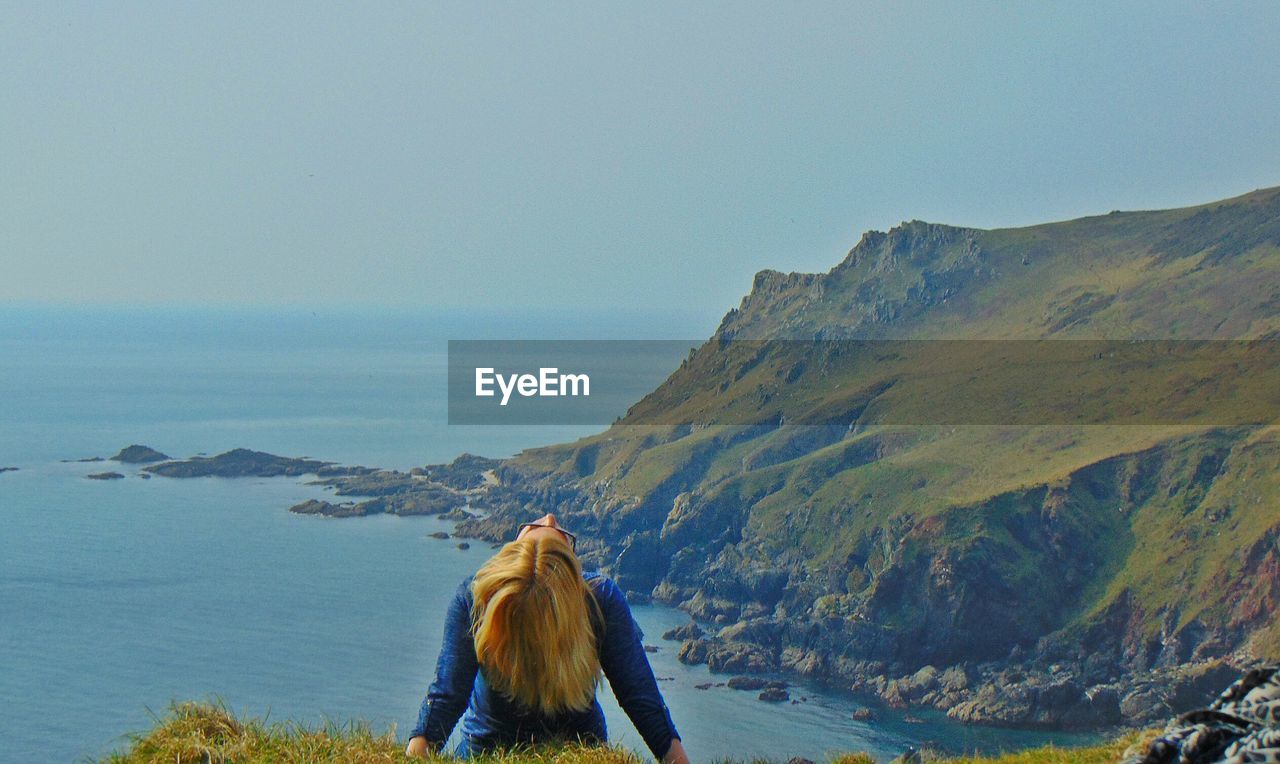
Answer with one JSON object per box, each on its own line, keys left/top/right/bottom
{"left": 89, "top": 443, "right": 1264, "bottom": 733}
{"left": 665, "top": 627, "right": 1245, "bottom": 729}
{"left": 95, "top": 444, "right": 490, "bottom": 520}
{"left": 438, "top": 454, "right": 1269, "bottom": 734}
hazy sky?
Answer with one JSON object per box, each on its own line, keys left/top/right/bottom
{"left": 4, "top": 2, "right": 1279, "bottom": 327}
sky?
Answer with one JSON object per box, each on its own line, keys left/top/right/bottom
{"left": 3, "top": 2, "right": 1279, "bottom": 332}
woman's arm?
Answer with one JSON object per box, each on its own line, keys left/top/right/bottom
{"left": 407, "top": 577, "right": 479, "bottom": 757}
{"left": 594, "top": 577, "right": 688, "bottom": 763}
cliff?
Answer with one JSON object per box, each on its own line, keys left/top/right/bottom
{"left": 448, "top": 186, "right": 1280, "bottom": 730}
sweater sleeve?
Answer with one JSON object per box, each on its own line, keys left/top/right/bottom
{"left": 594, "top": 577, "right": 681, "bottom": 761}
{"left": 409, "top": 577, "right": 479, "bottom": 746}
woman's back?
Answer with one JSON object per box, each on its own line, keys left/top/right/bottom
{"left": 412, "top": 529, "right": 686, "bottom": 762}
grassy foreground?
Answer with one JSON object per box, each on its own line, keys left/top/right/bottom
{"left": 102, "top": 701, "right": 1155, "bottom": 763}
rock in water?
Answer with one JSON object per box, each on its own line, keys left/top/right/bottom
{"left": 727, "top": 676, "right": 769, "bottom": 691}
{"left": 678, "top": 639, "right": 709, "bottom": 665}
{"left": 662, "top": 622, "right": 705, "bottom": 641}
{"left": 438, "top": 507, "right": 478, "bottom": 521}
{"left": 289, "top": 499, "right": 370, "bottom": 518}
{"left": 86, "top": 472, "right": 125, "bottom": 480}
{"left": 706, "top": 641, "right": 773, "bottom": 673}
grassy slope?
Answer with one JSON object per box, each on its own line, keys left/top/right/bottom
{"left": 506, "top": 186, "right": 1280, "bottom": 662}
{"left": 104, "top": 702, "right": 1155, "bottom": 764}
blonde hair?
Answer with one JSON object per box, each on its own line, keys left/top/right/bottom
{"left": 470, "top": 534, "right": 605, "bottom": 716}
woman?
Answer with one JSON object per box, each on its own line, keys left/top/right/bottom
{"left": 406, "top": 513, "right": 691, "bottom": 763}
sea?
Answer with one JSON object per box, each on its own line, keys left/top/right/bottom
{"left": 0, "top": 305, "right": 1101, "bottom": 762}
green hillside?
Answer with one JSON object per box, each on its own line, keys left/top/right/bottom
{"left": 455, "top": 186, "right": 1280, "bottom": 730}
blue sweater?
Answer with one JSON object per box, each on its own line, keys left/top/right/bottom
{"left": 410, "top": 570, "right": 681, "bottom": 760}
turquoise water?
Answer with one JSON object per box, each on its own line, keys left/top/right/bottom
{"left": 0, "top": 307, "right": 1100, "bottom": 762}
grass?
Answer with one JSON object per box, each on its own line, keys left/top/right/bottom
{"left": 925, "top": 728, "right": 1156, "bottom": 763}
{"left": 103, "top": 701, "right": 1157, "bottom": 763}
{"left": 104, "top": 700, "right": 644, "bottom": 764}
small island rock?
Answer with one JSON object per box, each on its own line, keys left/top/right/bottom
{"left": 110, "top": 445, "right": 172, "bottom": 463}
{"left": 289, "top": 499, "right": 370, "bottom": 518}
{"left": 145, "top": 448, "right": 336, "bottom": 478}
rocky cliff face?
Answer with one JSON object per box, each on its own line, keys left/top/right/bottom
{"left": 454, "top": 186, "right": 1280, "bottom": 730}
{"left": 717, "top": 221, "right": 990, "bottom": 341}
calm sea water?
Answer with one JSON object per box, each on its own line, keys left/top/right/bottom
{"left": 0, "top": 307, "right": 1100, "bottom": 762}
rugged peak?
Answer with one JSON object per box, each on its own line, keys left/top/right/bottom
{"left": 750, "top": 268, "right": 786, "bottom": 291}
{"left": 834, "top": 220, "right": 978, "bottom": 273}
{"left": 732, "top": 268, "right": 821, "bottom": 311}
{"left": 715, "top": 221, "right": 986, "bottom": 340}
{"left": 848, "top": 227, "right": 888, "bottom": 257}
{"left": 715, "top": 268, "right": 823, "bottom": 338}
{"left": 749, "top": 268, "right": 811, "bottom": 295}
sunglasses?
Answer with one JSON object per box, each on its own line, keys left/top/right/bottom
{"left": 516, "top": 522, "right": 577, "bottom": 552}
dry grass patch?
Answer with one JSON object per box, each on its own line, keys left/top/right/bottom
{"left": 104, "top": 701, "right": 643, "bottom": 764}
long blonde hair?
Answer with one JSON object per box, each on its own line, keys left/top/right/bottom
{"left": 470, "top": 534, "right": 605, "bottom": 716}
